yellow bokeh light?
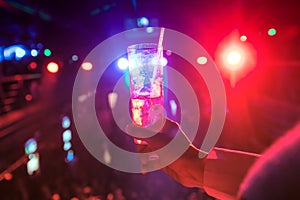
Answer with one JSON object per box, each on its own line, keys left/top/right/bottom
{"left": 81, "top": 62, "right": 93, "bottom": 71}
{"left": 47, "top": 62, "right": 59, "bottom": 73}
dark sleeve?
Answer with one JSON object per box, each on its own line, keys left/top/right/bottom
{"left": 238, "top": 122, "right": 300, "bottom": 200}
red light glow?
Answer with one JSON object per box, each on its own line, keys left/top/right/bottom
{"left": 215, "top": 31, "right": 257, "bottom": 86}
{"left": 28, "top": 61, "right": 38, "bottom": 70}
{"left": 223, "top": 47, "right": 244, "bottom": 71}
{"left": 25, "top": 94, "right": 33, "bottom": 101}
{"left": 4, "top": 173, "right": 12, "bottom": 181}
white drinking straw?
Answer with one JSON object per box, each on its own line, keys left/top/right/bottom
{"left": 158, "top": 27, "right": 165, "bottom": 50}
{"left": 152, "top": 27, "right": 165, "bottom": 84}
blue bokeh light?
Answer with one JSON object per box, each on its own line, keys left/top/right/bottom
{"left": 25, "top": 138, "right": 37, "bottom": 155}
{"left": 31, "top": 49, "right": 38, "bottom": 57}
{"left": 137, "top": 17, "right": 149, "bottom": 27}
{"left": 62, "top": 129, "right": 72, "bottom": 142}
{"left": 62, "top": 116, "right": 71, "bottom": 129}
{"left": 66, "top": 150, "right": 74, "bottom": 162}
{"left": 4, "top": 45, "right": 28, "bottom": 60}
{"left": 63, "top": 142, "right": 72, "bottom": 151}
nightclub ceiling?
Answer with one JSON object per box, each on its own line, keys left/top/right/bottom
{"left": 1, "top": 0, "right": 300, "bottom": 56}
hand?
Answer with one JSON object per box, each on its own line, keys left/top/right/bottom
{"left": 126, "top": 117, "right": 207, "bottom": 188}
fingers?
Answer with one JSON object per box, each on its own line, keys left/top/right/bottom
{"left": 126, "top": 117, "right": 180, "bottom": 148}
{"left": 126, "top": 116, "right": 167, "bottom": 136}
{"left": 126, "top": 117, "right": 193, "bottom": 174}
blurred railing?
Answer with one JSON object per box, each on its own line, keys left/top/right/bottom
{"left": 0, "top": 73, "right": 41, "bottom": 115}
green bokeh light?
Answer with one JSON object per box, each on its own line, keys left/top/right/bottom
{"left": 44, "top": 48, "right": 52, "bottom": 56}
{"left": 268, "top": 28, "right": 277, "bottom": 36}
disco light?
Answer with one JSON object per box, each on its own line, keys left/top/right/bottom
{"left": 66, "top": 150, "right": 74, "bottom": 162}
{"left": 215, "top": 31, "right": 257, "bottom": 87}
{"left": 268, "top": 28, "right": 277, "bottom": 36}
{"left": 72, "top": 55, "right": 78, "bottom": 61}
{"left": 31, "top": 49, "right": 38, "bottom": 57}
{"left": 197, "top": 56, "right": 208, "bottom": 65}
{"left": 62, "top": 129, "right": 72, "bottom": 142}
{"left": 137, "top": 17, "right": 149, "bottom": 27}
{"left": 81, "top": 62, "right": 93, "bottom": 71}
{"left": 28, "top": 61, "right": 38, "bottom": 70}
{"left": 46, "top": 62, "right": 59, "bottom": 73}
{"left": 63, "top": 142, "right": 72, "bottom": 151}
{"left": 44, "top": 48, "right": 52, "bottom": 57}
{"left": 226, "top": 50, "right": 242, "bottom": 69}
{"left": 25, "top": 138, "right": 37, "bottom": 155}
{"left": 27, "top": 153, "right": 39, "bottom": 175}
{"left": 61, "top": 116, "right": 74, "bottom": 162}
{"left": 62, "top": 116, "right": 71, "bottom": 129}
{"left": 15, "top": 47, "right": 26, "bottom": 59}
{"left": 240, "top": 35, "right": 247, "bottom": 42}
{"left": 117, "top": 57, "right": 128, "bottom": 70}
{"left": 25, "top": 138, "right": 39, "bottom": 175}
{"left": 25, "top": 94, "right": 33, "bottom": 101}
{"left": 3, "top": 44, "right": 28, "bottom": 60}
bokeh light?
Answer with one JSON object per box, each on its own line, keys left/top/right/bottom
{"left": 117, "top": 57, "right": 128, "bottom": 70}
{"left": 214, "top": 30, "right": 257, "bottom": 87}
{"left": 268, "top": 28, "right": 277, "bottom": 36}
{"left": 15, "top": 47, "right": 26, "bottom": 59}
{"left": 226, "top": 50, "right": 242, "bottom": 67}
{"left": 44, "top": 48, "right": 52, "bottom": 57}
{"left": 66, "top": 150, "right": 74, "bottom": 162}
{"left": 81, "top": 62, "right": 93, "bottom": 71}
{"left": 72, "top": 55, "right": 78, "bottom": 61}
{"left": 169, "top": 100, "right": 177, "bottom": 116}
{"left": 31, "top": 49, "right": 38, "bottom": 57}
{"left": 63, "top": 142, "right": 72, "bottom": 151}
{"left": 4, "top": 173, "right": 13, "bottom": 181}
{"left": 47, "top": 62, "right": 59, "bottom": 73}
{"left": 62, "top": 116, "right": 71, "bottom": 129}
{"left": 62, "top": 129, "right": 72, "bottom": 142}
{"left": 137, "top": 17, "right": 149, "bottom": 27}
{"left": 146, "top": 27, "right": 154, "bottom": 33}
{"left": 25, "top": 138, "right": 37, "bottom": 155}
{"left": 240, "top": 35, "right": 247, "bottom": 42}
{"left": 197, "top": 56, "right": 208, "bottom": 65}
{"left": 25, "top": 94, "right": 33, "bottom": 101}
{"left": 28, "top": 61, "right": 38, "bottom": 70}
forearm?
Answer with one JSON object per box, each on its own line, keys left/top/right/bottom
{"left": 203, "top": 147, "right": 260, "bottom": 200}
{"left": 163, "top": 144, "right": 259, "bottom": 199}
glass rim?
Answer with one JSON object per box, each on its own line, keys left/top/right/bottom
{"left": 127, "top": 43, "right": 162, "bottom": 51}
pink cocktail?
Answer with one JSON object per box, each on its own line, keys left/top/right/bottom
{"left": 127, "top": 43, "right": 164, "bottom": 127}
